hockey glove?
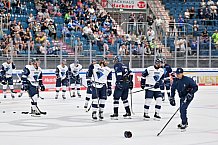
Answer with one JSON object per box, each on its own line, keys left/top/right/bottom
{"left": 129, "top": 81, "right": 133, "bottom": 90}
{"left": 87, "top": 80, "right": 92, "bottom": 87}
{"left": 107, "top": 87, "right": 112, "bottom": 96}
{"left": 40, "top": 84, "right": 45, "bottom": 91}
{"left": 23, "top": 83, "right": 29, "bottom": 91}
{"left": 141, "top": 78, "right": 145, "bottom": 89}
{"left": 116, "top": 82, "right": 123, "bottom": 90}
{"left": 169, "top": 97, "right": 176, "bottom": 106}
{"left": 185, "top": 93, "right": 193, "bottom": 102}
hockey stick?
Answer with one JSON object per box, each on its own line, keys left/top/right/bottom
{"left": 157, "top": 100, "right": 186, "bottom": 136}
{"left": 129, "top": 89, "right": 135, "bottom": 115}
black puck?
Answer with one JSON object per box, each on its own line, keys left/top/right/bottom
{"left": 124, "top": 131, "right": 132, "bottom": 138}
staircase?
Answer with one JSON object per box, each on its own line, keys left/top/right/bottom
{"left": 147, "top": 0, "right": 172, "bottom": 58}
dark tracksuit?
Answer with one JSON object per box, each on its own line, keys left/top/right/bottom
{"left": 171, "top": 76, "right": 198, "bottom": 125}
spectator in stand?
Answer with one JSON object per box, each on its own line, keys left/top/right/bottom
{"left": 212, "top": 30, "right": 218, "bottom": 45}
{"left": 198, "top": 9, "right": 204, "bottom": 19}
{"left": 207, "top": 0, "right": 214, "bottom": 6}
{"left": 147, "top": 27, "right": 155, "bottom": 42}
{"left": 201, "top": 28, "right": 209, "bottom": 42}
{"left": 201, "top": 0, "right": 207, "bottom": 8}
{"left": 155, "top": 16, "right": 163, "bottom": 40}
{"left": 189, "top": 7, "right": 195, "bottom": 19}
{"left": 74, "top": 37, "right": 83, "bottom": 54}
{"left": 193, "top": 20, "right": 199, "bottom": 37}
{"left": 191, "top": 39, "right": 197, "bottom": 55}
{"left": 129, "top": 12, "right": 135, "bottom": 34}
{"left": 169, "top": 16, "right": 175, "bottom": 36}
{"left": 184, "top": 9, "right": 190, "bottom": 19}
{"left": 147, "top": 14, "right": 154, "bottom": 27}
{"left": 119, "top": 44, "right": 128, "bottom": 56}
{"left": 137, "top": 13, "right": 144, "bottom": 35}
{"left": 177, "top": 15, "right": 184, "bottom": 36}
{"left": 48, "top": 21, "right": 57, "bottom": 40}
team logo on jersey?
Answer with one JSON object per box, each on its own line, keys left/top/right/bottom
{"left": 96, "top": 71, "right": 104, "bottom": 79}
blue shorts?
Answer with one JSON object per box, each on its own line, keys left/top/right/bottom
{"left": 92, "top": 85, "right": 107, "bottom": 100}
{"left": 113, "top": 82, "right": 129, "bottom": 101}
{"left": 27, "top": 84, "right": 38, "bottom": 97}
{"left": 145, "top": 90, "right": 162, "bottom": 99}
{"left": 56, "top": 78, "right": 68, "bottom": 87}
{"left": 70, "top": 75, "right": 80, "bottom": 84}
{"left": 2, "top": 77, "right": 13, "bottom": 85}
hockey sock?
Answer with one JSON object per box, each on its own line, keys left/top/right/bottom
{"left": 123, "top": 99, "right": 130, "bottom": 113}
{"left": 155, "top": 97, "right": 162, "bottom": 115}
{"left": 99, "top": 99, "right": 106, "bottom": 112}
{"left": 76, "top": 84, "right": 81, "bottom": 95}
{"left": 144, "top": 98, "right": 152, "bottom": 114}
{"left": 92, "top": 99, "right": 98, "bottom": 112}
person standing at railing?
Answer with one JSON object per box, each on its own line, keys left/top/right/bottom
{"left": 155, "top": 16, "right": 163, "bottom": 40}
{"left": 128, "top": 12, "right": 135, "bottom": 34}
{"left": 137, "top": 13, "right": 144, "bottom": 35}
{"left": 177, "top": 15, "right": 184, "bottom": 36}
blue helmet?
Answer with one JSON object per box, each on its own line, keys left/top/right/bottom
{"left": 113, "top": 55, "right": 122, "bottom": 63}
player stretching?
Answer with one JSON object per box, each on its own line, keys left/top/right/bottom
{"left": 160, "top": 58, "right": 172, "bottom": 101}
{"left": 141, "top": 59, "right": 164, "bottom": 120}
{"left": 84, "top": 59, "right": 97, "bottom": 109}
{"left": 55, "top": 59, "right": 68, "bottom": 99}
{"left": 1, "top": 57, "right": 16, "bottom": 98}
{"left": 87, "top": 58, "right": 112, "bottom": 121}
{"left": 69, "top": 60, "right": 82, "bottom": 98}
{"left": 21, "top": 58, "right": 46, "bottom": 116}
{"left": 169, "top": 68, "right": 198, "bottom": 131}
{"left": 110, "top": 56, "right": 133, "bottom": 120}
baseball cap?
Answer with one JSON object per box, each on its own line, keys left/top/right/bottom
{"left": 176, "top": 68, "right": 184, "bottom": 74}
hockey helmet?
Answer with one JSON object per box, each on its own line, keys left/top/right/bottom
{"left": 154, "top": 58, "right": 162, "bottom": 65}
{"left": 62, "top": 59, "right": 67, "bottom": 65}
{"left": 113, "top": 55, "right": 122, "bottom": 63}
{"left": 74, "top": 59, "right": 79, "bottom": 64}
{"left": 6, "top": 57, "right": 12, "bottom": 63}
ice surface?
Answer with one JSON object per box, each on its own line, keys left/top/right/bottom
{"left": 0, "top": 86, "right": 217, "bottom": 145}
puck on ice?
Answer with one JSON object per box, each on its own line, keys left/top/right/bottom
{"left": 124, "top": 131, "right": 132, "bottom": 138}
{"left": 3, "top": 111, "right": 5, "bottom": 113}
{"left": 77, "top": 106, "right": 79, "bottom": 108}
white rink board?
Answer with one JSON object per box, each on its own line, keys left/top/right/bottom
{"left": 0, "top": 86, "right": 217, "bottom": 145}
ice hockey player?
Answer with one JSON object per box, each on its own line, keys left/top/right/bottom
{"left": 55, "top": 59, "right": 68, "bottom": 99}
{"left": 169, "top": 68, "right": 198, "bottom": 131}
{"left": 69, "top": 60, "right": 82, "bottom": 98}
{"left": 160, "top": 58, "right": 172, "bottom": 101}
{"left": 110, "top": 55, "right": 133, "bottom": 120}
{"left": 87, "top": 57, "right": 112, "bottom": 121}
{"left": 1, "top": 57, "right": 16, "bottom": 98}
{"left": 18, "top": 61, "right": 32, "bottom": 98}
{"left": 21, "top": 58, "right": 46, "bottom": 116}
{"left": 84, "top": 59, "right": 97, "bottom": 109}
{"left": 141, "top": 58, "right": 164, "bottom": 120}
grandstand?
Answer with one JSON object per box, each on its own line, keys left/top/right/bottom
{"left": 0, "top": 0, "right": 217, "bottom": 68}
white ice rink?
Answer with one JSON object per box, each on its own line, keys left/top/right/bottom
{"left": 0, "top": 86, "right": 217, "bottom": 145}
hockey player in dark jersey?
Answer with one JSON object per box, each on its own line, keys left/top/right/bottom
{"left": 110, "top": 55, "right": 133, "bottom": 120}
{"left": 160, "top": 58, "right": 172, "bottom": 101}
{"left": 84, "top": 59, "right": 97, "bottom": 109}
{"left": 170, "top": 68, "right": 198, "bottom": 131}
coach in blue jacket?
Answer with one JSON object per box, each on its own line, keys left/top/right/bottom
{"left": 170, "top": 68, "right": 198, "bottom": 130}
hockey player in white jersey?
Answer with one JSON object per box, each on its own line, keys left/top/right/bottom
{"left": 21, "top": 58, "right": 46, "bottom": 116}
{"left": 87, "top": 58, "right": 112, "bottom": 121}
{"left": 141, "top": 58, "right": 164, "bottom": 120}
{"left": 68, "top": 60, "right": 82, "bottom": 98}
{"left": 1, "top": 57, "right": 16, "bottom": 98}
{"left": 55, "top": 59, "right": 68, "bottom": 99}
